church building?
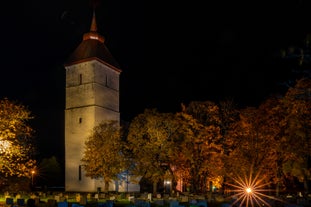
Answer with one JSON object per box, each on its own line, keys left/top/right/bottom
{"left": 64, "top": 9, "right": 138, "bottom": 192}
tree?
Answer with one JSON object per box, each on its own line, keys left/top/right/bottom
{"left": 81, "top": 120, "right": 127, "bottom": 192}
{"left": 223, "top": 105, "right": 280, "bottom": 187}
{"left": 38, "top": 156, "right": 63, "bottom": 188}
{"left": 279, "top": 77, "right": 311, "bottom": 194}
{"left": 0, "top": 98, "right": 36, "bottom": 190}
{"left": 126, "top": 108, "right": 179, "bottom": 194}
{"left": 177, "top": 101, "right": 223, "bottom": 194}
{"left": 218, "top": 99, "right": 240, "bottom": 153}
{"left": 127, "top": 104, "right": 224, "bottom": 194}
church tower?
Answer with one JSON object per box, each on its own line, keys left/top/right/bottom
{"left": 64, "top": 10, "right": 121, "bottom": 192}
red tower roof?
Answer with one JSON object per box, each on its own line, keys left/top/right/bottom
{"left": 65, "top": 11, "right": 121, "bottom": 71}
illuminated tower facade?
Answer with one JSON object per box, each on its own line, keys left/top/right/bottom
{"left": 64, "top": 11, "right": 121, "bottom": 192}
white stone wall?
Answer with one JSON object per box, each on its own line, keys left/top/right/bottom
{"left": 65, "top": 106, "right": 96, "bottom": 192}
{"left": 65, "top": 59, "right": 121, "bottom": 192}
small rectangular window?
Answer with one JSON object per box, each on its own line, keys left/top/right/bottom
{"left": 79, "top": 165, "right": 82, "bottom": 181}
{"left": 79, "top": 118, "right": 82, "bottom": 123}
{"left": 79, "top": 74, "right": 82, "bottom": 85}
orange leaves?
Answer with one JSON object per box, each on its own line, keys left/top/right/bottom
{"left": 81, "top": 120, "right": 127, "bottom": 184}
{"left": 0, "top": 98, "right": 36, "bottom": 178}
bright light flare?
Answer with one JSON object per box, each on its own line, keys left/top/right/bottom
{"left": 246, "top": 187, "right": 252, "bottom": 194}
{"left": 225, "top": 168, "right": 284, "bottom": 207}
{"left": 0, "top": 140, "right": 11, "bottom": 153}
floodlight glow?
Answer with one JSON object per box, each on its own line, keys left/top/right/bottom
{"left": 225, "top": 168, "right": 284, "bottom": 207}
{"left": 0, "top": 140, "right": 11, "bottom": 153}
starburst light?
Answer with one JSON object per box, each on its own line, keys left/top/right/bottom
{"left": 225, "top": 168, "right": 283, "bottom": 207}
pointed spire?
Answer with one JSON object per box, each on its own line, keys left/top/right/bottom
{"left": 90, "top": 10, "right": 97, "bottom": 32}
{"left": 83, "top": 8, "right": 105, "bottom": 43}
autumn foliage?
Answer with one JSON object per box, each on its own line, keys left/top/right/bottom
{"left": 0, "top": 98, "right": 36, "bottom": 190}
{"left": 81, "top": 77, "right": 311, "bottom": 195}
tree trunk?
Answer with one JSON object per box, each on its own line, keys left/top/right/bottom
{"left": 275, "top": 157, "right": 283, "bottom": 197}
{"left": 276, "top": 181, "right": 280, "bottom": 197}
{"left": 303, "top": 175, "right": 309, "bottom": 195}
{"left": 153, "top": 181, "right": 157, "bottom": 195}
{"left": 208, "top": 181, "right": 213, "bottom": 202}
{"left": 104, "top": 180, "right": 109, "bottom": 192}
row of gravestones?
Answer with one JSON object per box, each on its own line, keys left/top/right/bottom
{"left": 5, "top": 197, "right": 37, "bottom": 207}
{"left": 4, "top": 192, "right": 101, "bottom": 204}
{"left": 4, "top": 194, "right": 65, "bottom": 207}
{"left": 3, "top": 192, "right": 202, "bottom": 207}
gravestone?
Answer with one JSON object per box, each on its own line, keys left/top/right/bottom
{"left": 54, "top": 196, "right": 60, "bottom": 202}
{"left": 76, "top": 193, "right": 81, "bottom": 202}
{"left": 147, "top": 193, "right": 152, "bottom": 201}
{"left": 80, "top": 195, "right": 87, "bottom": 205}
{"left": 94, "top": 194, "right": 99, "bottom": 200}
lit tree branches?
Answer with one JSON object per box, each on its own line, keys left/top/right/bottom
{"left": 0, "top": 98, "right": 36, "bottom": 178}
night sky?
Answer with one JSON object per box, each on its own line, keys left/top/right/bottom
{"left": 0, "top": 0, "right": 310, "bottom": 159}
